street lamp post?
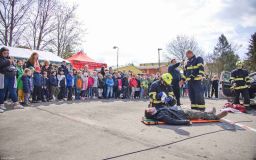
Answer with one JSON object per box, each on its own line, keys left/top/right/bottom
{"left": 158, "top": 48, "right": 162, "bottom": 72}
{"left": 113, "top": 46, "right": 119, "bottom": 70}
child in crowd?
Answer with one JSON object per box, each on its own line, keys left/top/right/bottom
{"left": 66, "top": 70, "right": 74, "bottom": 101}
{"left": 113, "top": 73, "right": 118, "bottom": 98}
{"left": 141, "top": 75, "right": 149, "bottom": 99}
{"left": 22, "top": 68, "right": 32, "bottom": 105}
{"left": 73, "top": 69, "right": 78, "bottom": 98}
{"left": 87, "top": 73, "right": 94, "bottom": 98}
{"left": 135, "top": 75, "right": 141, "bottom": 99}
{"left": 81, "top": 72, "right": 88, "bottom": 99}
{"left": 97, "top": 73, "right": 104, "bottom": 99}
{"left": 49, "top": 70, "right": 59, "bottom": 100}
{"left": 29, "top": 67, "right": 34, "bottom": 96}
{"left": 122, "top": 74, "right": 129, "bottom": 99}
{"left": 75, "top": 71, "right": 83, "bottom": 100}
{"left": 16, "top": 60, "right": 24, "bottom": 78}
{"left": 16, "top": 60, "right": 24, "bottom": 104}
{"left": 129, "top": 75, "right": 138, "bottom": 99}
{"left": 106, "top": 74, "right": 114, "bottom": 98}
{"left": 42, "top": 71, "right": 49, "bottom": 102}
{"left": 92, "top": 71, "right": 98, "bottom": 99}
{"left": 32, "top": 67, "right": 42, "bottom": 102}
{"left": 117, "top": 73, "right": 122, "bottom": 98}
{"left": 57, "top": 70, "right": 66, "bottom": 100}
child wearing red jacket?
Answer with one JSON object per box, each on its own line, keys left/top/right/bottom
{"left": 87, "top": 73, "right": 94, "bottom": 98}
{"left": 129, "top": 75, "right": 138, "bottom": 99}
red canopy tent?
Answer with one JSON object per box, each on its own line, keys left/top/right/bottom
{"left": 66, "top": 51, "right": 107, "bottom": 70}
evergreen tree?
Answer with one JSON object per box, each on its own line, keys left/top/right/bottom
{"left": 212, "top": 34, "right": 239, "bottom": 74}
{"left": 245, "top": 32, "right": 256, "bottom": 71}
{"left": 62, "top": 45, "right": 74, "bottom": 59}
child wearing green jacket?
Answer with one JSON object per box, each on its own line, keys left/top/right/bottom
{"left": 16, "top": 60, "right": 24, "bottom": 103}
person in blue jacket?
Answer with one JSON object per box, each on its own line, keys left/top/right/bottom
{"left": 41, "top": 71, "right": 50, "bottom": 102}
{"left": 66, "top": 70, "right": 74, "bottom": 101}
{"left": 32, "top": 67, "right": 43, "bottom": 102}
{"left": 105, "top": 74, "right": 114, "bottom": 98}
{"left": 22, "top": 68, "right": 32, "bottom": 105}
{"left": 49, "top": 71, "right": 59, "bottom": 100}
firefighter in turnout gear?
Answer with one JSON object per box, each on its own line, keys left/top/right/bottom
{"left": 149, "top": 73, "right": 176, "bottom": 109}
{"left": 184, "top": 50, "right": 206, "bottom": 111}
{"left": 230, "top": 61, "right": 251, "bottom": 110}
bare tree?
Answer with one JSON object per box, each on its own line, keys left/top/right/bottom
{"left": 166, "top": 35, "right": 204, "bottom": 61}
{"left": 49, "top": 3, "right": 84, "bottom": 57}
{"left": 0, "top": 0, "right": 32, "bottom": 46}
{"left": 24, "top": 0, "right": 57, "bottom": 50}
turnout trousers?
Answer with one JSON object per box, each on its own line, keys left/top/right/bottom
{"left": 233, "top": 88, "right": 250, "bottom": 108}
{"left": 188, "top": 80, "right": 205, "bottom": 111}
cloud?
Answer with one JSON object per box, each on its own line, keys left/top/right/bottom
{"left": 74, "top": 0, "right": 256, "bottom": 66}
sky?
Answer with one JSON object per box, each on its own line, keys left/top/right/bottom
{"left": 70, "top": 0, "right": 256, "bottom": 67}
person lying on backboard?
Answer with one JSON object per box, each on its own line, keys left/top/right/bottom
{"left": 144, "top": 106, "right": 228, "bottom": 125}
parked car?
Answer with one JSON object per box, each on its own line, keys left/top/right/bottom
{"left": 218, "top": 71, "right": 256, "bottom": 106}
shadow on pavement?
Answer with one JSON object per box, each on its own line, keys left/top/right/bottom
{"left": 152, "top": 121, "right": 248, "bottom": 136}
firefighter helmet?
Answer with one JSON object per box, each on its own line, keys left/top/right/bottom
{"left": 236, "top": 61, "right": 244, "bottom": 68}
{"left": 161, "top": 73, "right": 173, "bottom": 85}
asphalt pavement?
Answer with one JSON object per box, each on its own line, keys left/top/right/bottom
{"left": 0, "top": 97, "right": 255, "bottom": 160}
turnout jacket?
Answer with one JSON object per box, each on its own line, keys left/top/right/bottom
{"left": 184, "top": 55, "right": 204, "bottom": 81}
{"left": 230, "top": 69, "right": 250, "bottom": 90}
{"left": 150, "top": 107, "right": 190, "bottom": 125}
{"left": 149, "top": 80, "right": 175, "bottom": 107}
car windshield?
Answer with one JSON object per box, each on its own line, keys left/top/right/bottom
{"left": 222, "top": 72, "right": 231, "bottom": 82}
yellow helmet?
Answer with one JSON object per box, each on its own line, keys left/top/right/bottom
{"left": 236, "top": 61, "right": 243, "bottom": 68}
{"left": 161, "top": 73, "right": 173, "bottom": 85}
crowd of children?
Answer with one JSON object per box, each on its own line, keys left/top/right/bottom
{"left": 14, "top": 60, "right": 166, "bottom": 106}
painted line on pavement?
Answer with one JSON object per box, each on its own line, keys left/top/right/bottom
{"left": 221, "top": 118, "right": 256, "bottom": 133}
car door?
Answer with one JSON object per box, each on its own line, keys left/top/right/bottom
{"left": 218, "top": 71, "right": 233, "bottom": 98}
{"left": 249, "top": 72, "right": 256, "bottom": 99}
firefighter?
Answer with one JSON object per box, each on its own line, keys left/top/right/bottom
{"left": 184, "top": 50, "right": 205, "bottom": 111}
{"left": 230, "top": 61, "right": 251, "bottom": 110}
{"left": 148, "top": 73, "right": 176, "bottom": 109}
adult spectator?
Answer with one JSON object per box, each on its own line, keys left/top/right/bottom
{"left": 83, "top": 65, "right": 89, "bottom": 74}
{"left": 122, "top": 74, "right": 129, "bottom": 99}
{"left": 100, "top": 67, "right": 105, "bottom": 77}
{"left": 109, "top": 67, "right": 114, "bottom": 75}
{"left": 0, "top": 47, "right": 23, "bottom": 113}
{"left": 211, "top": 75, "right": 219, "bottom": 98}
{"left": 202, "top": 75, "right": 211, "bottom": 98}
{"left": 58, "top": 61, "right": 68, "bottom": 75}
{"left": 26, "top": 52, "right": 40, "bottom": 69}
{"left": 41, "top": 60, "right": 52, "bottom": 77}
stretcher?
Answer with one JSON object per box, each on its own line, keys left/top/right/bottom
{"left": 141, "top": 117, "right": 220, "bottom": 125}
